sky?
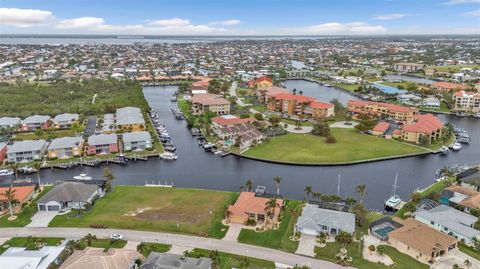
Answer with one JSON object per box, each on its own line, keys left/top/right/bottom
{"left": 0, "top": 0, "right": 479, "bottom": 35}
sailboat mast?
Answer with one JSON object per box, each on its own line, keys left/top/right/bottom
{"left": 337, "top": 174, "right": 341, "bottom": 196}
{"left": 392, "top": 173, "right": 399, "bottom": 196}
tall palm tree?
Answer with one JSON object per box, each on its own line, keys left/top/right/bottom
{"left": 245, "top": 179, "right": 253, "bottom": 192}
{"left": 209, "top": 250, "right": 220, "bottom": 269}
{"left": 355, "top": 184, "right": 367, "bottom": 204}
{"left": 4, "top": 186, "right": 18, "bottom": 217}
{"left": 224, "top": 205, "right": 231, "bottom": 222}
{"left": 312, "top": 192, "right": 322, "bottom": 201}
{"left": 304, "top": 185, "right": 313, "bottom": 199}
{"left": 264, "top": 198, "right": 279, "bottom": 221}
{"left": 273, "top": 176, "right": 282, "bottom": 196}
{"left": 83, "top": 233, "right": 97, "bottom": 246}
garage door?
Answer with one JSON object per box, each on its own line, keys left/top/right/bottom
{"left": 47, "top": 205, "right": 60, "bottom": 211}
{"left": 38, "top": 205, "right": 46, "bottom": 211}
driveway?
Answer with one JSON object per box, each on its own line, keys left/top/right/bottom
{"left": 26, "top": 211, "right": 59, "bottom": 227}
{"left": 295, "top": 234, "right": 316, "bottom": 257}
{"left": 222, "top": 224, "right": 243, "bottom": 242}
{"left": 432, "top": 249, "right": 480, "bottom": 269}
{"left": 329, "top": 121, "right": 359, "bottom": 128}
{"left": 283, "top": 124, "right": 313, "bottom": 134}
{"left": 0, "top": 227, "right": 353, "bottom": 269}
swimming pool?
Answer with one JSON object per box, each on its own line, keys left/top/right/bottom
{"left": 370, "top": 83, "right": 407, "bottom": 94}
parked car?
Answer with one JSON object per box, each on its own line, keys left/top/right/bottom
{"left": 110, "top": 233, "right": 123, "bottom": 240}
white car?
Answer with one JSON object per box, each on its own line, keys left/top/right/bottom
{"left": 110, "top": 234, "right": 123, "bottom": 240}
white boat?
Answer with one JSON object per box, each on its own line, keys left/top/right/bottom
{"left": 73, "top": 173, "right": 93, "bottom": 180}
{"left": 439, "top": 146, "right": 449, "bottom": 155}
{"left": 18, "top": 166, "right": 37, "bottom": 174}
{"left": 452, "top": 143, "right": 462, "bottom": 151}
{"left": 160, "top": 152, "right": 177, "bottom": 160}
{"left": 385, "top": 173, "right": 402, "bottom": 211}
{"left": 0, "top": 169, "right": 14, "bottom": 176}
{"left": 475, "top": 113, "right": 480, "bottom": 119}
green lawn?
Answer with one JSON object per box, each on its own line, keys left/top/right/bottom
{"left": 419, "top": 102, "right": 452, "bottom": 113}
{"left": 137, "top": 242, "right": 172, "bottom": 257}
{"left": 335, "top": 83, "right": 362, "bottom": 92}
{"left": 237, "top": 200, "right": 301, "bottom": 253}
{"left": 243, "top": 129, "right": 427, "bottom": 164}
{"left": 13, "top": 129, "right": 81, "bottom": 141}
{"left": 0, "top": 186, "right": 52, "bottom": 227}
{"left": 188, "top": 248, "right": 275, "bottom": 269}
{"left": 355, "top": 212, "right": 385, "bottom": 240}
{"left": 281, "top": 118, "right": 313, "bottom": 126}
{"left": 458, "top": 243, "right": 480, "bottom": 261}
{"left": 49, "top": 186, "right": 238, "bottom": 238}
{"left": 315, "top": 242, "right": 428, "bottom": 269}
{"left": 0, "top": 237, "right": 64, "bottom": 254}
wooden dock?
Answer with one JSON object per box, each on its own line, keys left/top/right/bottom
{"left": 144, "top": 180, "right": 174, "bottom": 188}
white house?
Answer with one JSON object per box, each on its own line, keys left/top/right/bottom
{"left": 37, "top": 182, "right": 101, "bottom": 212}
{"left": 295, "top": 204, "right": 356, "bottom": 236}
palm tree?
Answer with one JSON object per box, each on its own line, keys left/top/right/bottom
{"left": 224, "top": 205, "right": 231, "bottom": 222}
{"left": 103, "top": 168, "right": 115, "bottom": 192}
{"left": 264, "top": 198, "right": 279, "bottom": 221}
{"left": 464, "top": 259, "right": 471, "bottom": 269}
{"left": 355, "top": 184, "right": 367, "bottom": 204}
{"left": 312, "top": 192, "right": 322, "bottom": 201}
{"left": 4, "top": 186, "right": 18, "bottom": 217}
{"left": 209, "top": 250, "right": 220, "bottom": 269}
{"left": 9, "top": 163, "right": 18, "bottom": 179}
{"left": 304, "top": 185, "right": 313, "bottom": 199}
{"left": 273, "top": 176, "right": 282, "bottom": 196}
{"left": 83, "top": 233, "right": 97, "bottom": 246}
{"left": 240, "top": 256, "right": 250, "bottom": 269}
{"left": 245, "top": 179, "right": 253, "bottom": 192}
{"left": 335, "top": 231, "right": 353, "bottom": 248}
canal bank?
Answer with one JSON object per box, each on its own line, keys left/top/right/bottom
{"left": 1, "top": 81, "right": 478, "bottom": 211}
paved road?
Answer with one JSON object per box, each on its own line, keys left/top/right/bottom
{"left": 0, "top": 227, "right": 352, "bottom": 269}
{"left": 228, "top": 81, "right": 250, "bottom": 107}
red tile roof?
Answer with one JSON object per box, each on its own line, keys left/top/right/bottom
{"left": 432, "top": 82, "right": 470, "bottom": 90}
{"left": 211, "top": 115, "right": 255, "bottom": 126}
{"left": 259, "top": 86, "right": 289, "bottom": 97}
{"left": 453, "top": 91, "right": 480, "bottom": 97}
{"left": 272, "top": 92, "right": 316, "bottom": 103}
{"left": 401, "top": 114, "right": 443, "bottom": 134}
{"left": 255, "top": 76, "right": 273, "bottom": 84}
{"left": 373, "top": 122, "right": 390, "bottom": 133}
{"left": 0, "top": 185, "right": 35, "bottom": 203}
{"left": 348, "top": 100, "right": 417, "bottom": 113}
{"left": 191, "top": 93, "right": 230, "bottom": 105}
{"left": 228, "top": 192, "right": 283, "bottom": 217}
{"left": 310, "top": 101, "right": 334, "bottom": 109}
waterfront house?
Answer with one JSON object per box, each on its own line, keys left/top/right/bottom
{"left": 369, "top": 217, "right": 404, "bottom": 241}
{"left": 347, "top": 100, "right": 418, "bottom": 124}
{"left": 387, "top": 218, "right": 457, "bottom": 263}
{"left": 294, "top": 204, "right": 356, "bottom": 236}
{"left": 7, "top": 140, "right": 48, "bottom": 163}
{"left": 392, "top": 114, "right": 443, "bottom": 144}
{"left": 457, "top": 167, "right": 480, "bottom": 192}
{"left": 0, "top": 116, "right": 21, "bottom": 130}
{"left": 60, "top": 247, "right": 139, "bottom": 269}
{"left": 0, "top": 142, "right": 7, "bottom": 163}
{"left": 211, "top": 115, "right": 255, "bottom": 130}
{"left": 141, "top": 252, "right": 212, "bottom": 269}
{"left": 20, "top": 115, "right": 51, "bottom": 131}
{"left": 102, "top": 114, "right": 115, "bottom": 134}
{"left": 37, "top": 182, "right": 101, "bottom": 212}
{"left": 122, "top": 131, "right": 152, "bottom": 151}
{"left": 372, "top": 122, "right": 391, "bottom": 137}
{"left": 116, "top": 107, "right": 145, "bottom": 131}
{"left": 415, "top": 204, "right": 480, "bottom": 246}
{"left": 0, "top": 185, "right": 35, "bottom": 215}
{"left": 47, "top": 136, "right": 83, "bottom": 159}
{"left": 441, "top": 185, "right": 480, "bottom": 213}
{"left": 191, "top": 78, "right": 210, "bottom": 91}
{"left": 422, "top": 97, "right": 441, "bottom": 109}
{"left": 397, "top": 93, "right": 422, "bottom": 104}
{"left": 432, "top": 81, "right": 470, "bottom": 92}
{"left": 239, "top": 129, "right": 265, "bottom": 149}
{"left": 52, "top": 113, "right": 80, "bottom": 129}
{"left": 453, "top": 91, "right": 480, "bottom": 113}
{"left": 392, "top": 63, "right": 424, "bottom": 73}
{"left": 227, "top": 192, "right": 283, "bottom": 224}
{"left": 86, "top": 134, "right": 118, "bottom": 155}
{"left": 191, "top": 93, "right": 231, "bottom": 115}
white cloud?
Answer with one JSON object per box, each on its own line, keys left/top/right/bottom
{"left": 147, "top": 18, "right": 190, "bottom": 27}
{"left": 463, "top": 9, "right": 480, "bottom": 16}
{"left": 56, "top": 17, "right": 105, "bottom": 29}
{"left": 375, "top": 13, "right": 408, "bottom": 20}
{"left": 209, "top": 19, "right": 242, "bottom": 26}
{"left": 441, "top": 0, "right": 480, "bottom": 5}
{"left": 281, "top": 22, "right": 387, "bottom": 35}
{"left": 0, "top": 8, "right": 53, "bottom": 27}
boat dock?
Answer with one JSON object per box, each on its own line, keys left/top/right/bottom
{"left": 144, "top": 180, "right": 174, "bottom": 188}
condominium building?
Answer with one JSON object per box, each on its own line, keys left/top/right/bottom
{"left": 392, "top": 114, "right": 444, "bottom": 144}
{"left": 392, "top": 63, "right": 423, "bottom": 73}
{"left": 453, "top": 91, "right": 480, "bottom": 113}
{"left": 347, "top": 100, "right": 419, "bottom": 124}
{"left": 190, "top": 93, "right": 231, "bottom": 115}
{"left": 267, "top": 93, "right": 335, "bottom": 120}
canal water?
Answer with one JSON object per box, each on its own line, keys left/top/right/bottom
{"left": 3, "top": 80, "right": 479, "bottom": 210}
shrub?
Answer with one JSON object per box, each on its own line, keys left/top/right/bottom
{"left": 89, "top": 224, "right": 108, "bottom": 228}
{"left": 245, "top": 219, "right": 257, "bottom": 226}
{"left": 325, "top": 136, "right": 337, "bottom": 144}
{"left": 369, "top": 244, "right": 376, "bottom": 251}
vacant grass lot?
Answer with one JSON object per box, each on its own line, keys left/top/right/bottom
{"left": 189, "top": 248, "right": 275, "bottom": 269}
{"left": 49, "top": 186, "right": 238, "bottom": 238}
{"left": 0, "top": 237, "right": 64, "bottom": 254}
{"left": 237, "top": 200, "right": 302, "bottom": 253}
{"left": 0, "top": 186, "right": 52, "bottom": 227}
{"left": 315, "top": 242, "right": 428, "bottom": 269}
{"left": 244, "top": 129, "right": 427, "bottom": 164}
